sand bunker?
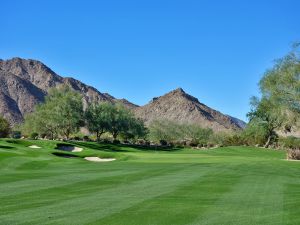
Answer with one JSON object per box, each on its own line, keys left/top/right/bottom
{"left": 28, "top": 145, "right": 41, "bottom": 149}
{"left": 84, "top": 157, "right": 116, "bottom": 162}
{"left": 57, "top": 145, "right": 83, "bottom": 152}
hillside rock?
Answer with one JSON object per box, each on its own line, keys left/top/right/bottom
{"left": 134, "top": 88, "right": 246, "bottom": 132}
{"left": 0, "top": 57, "right": 246, "bottom": 132}
{"left": 0, "top": 58, "right": 136, "bottom": 125}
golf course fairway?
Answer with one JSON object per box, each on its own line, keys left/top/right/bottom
{"left": 1, "top": 139, "right": 300, "bottom": 225}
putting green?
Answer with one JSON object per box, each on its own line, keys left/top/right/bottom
{"left": 0, "top": 139, "right": 299, "bottom": 225}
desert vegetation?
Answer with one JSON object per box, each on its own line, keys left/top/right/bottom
{"left": 0, "top": 116, "right": 10, "bottom": 138}
{"left": 18, "top": 85, "right": 147, "bottom": 142}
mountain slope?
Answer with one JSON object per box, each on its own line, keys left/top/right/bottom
{"left": 135, "top": 88, "right": 246, "bottom": 132}
{"left": 0, "top": 57, "right": 246, "bottom": 131}
{"left": 0, "top": 57, "right": 137, "bottom": 125}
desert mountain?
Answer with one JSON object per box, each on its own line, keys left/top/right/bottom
{"left": 0, "top": 57, "right": 246, "bottom": 131}
{"left": 134, "top": 88, "right": 246, "bottom": 132}
{"left": 0, "top": 57, "right": 137, "bottom": 125}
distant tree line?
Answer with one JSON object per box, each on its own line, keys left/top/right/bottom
{"left": 20, "top": 85, "right": 147, "bottom": 141}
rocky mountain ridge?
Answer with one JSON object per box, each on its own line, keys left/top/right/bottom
{"left": 135, "top": 88, "right": 246, "bottom": 132}
{"left": 0, "top": 57, "right": 246, "bottom": 131}
{"left": 0, "top": 57, "right": 137, "bottom": 125}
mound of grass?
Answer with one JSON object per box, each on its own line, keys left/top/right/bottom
{"left": 52, "top": 152, "right": 80, "bottom": 158}
{"left": 5, "top": 139, "right": 33, "bottom": 147}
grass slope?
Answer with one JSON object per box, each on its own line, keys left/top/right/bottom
{"left": 0, "top": 139, "right": 300, "bottom": 225}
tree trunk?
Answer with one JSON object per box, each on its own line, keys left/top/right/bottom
{"left": 113, "top": 132, "right": 118, "bottom": 140}
{"left": 264, "top": 135, "right": 272, "bottom": 148}
{"left": 96, "top": 131, "right": 100, "bottom": 142}
{"left": 96, "top": 130, "right": 105, "bottom": 142}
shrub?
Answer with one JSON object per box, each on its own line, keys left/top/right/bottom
{"left": 221, "top": 134, "right": 244, "bottom": 147}
{"left": 241, "top": 122, "right": 270, "bottom": 146}
{"left": 101, "top": 139, "right": 112, "bottom": 144}
{"left": 72, "top": 136, "right": 81, "bottom": 141}
{"left": 0, "top": 116, "right": 10, "bottom": 138}
{"left": 209, "top": 132, "right": 229, "bottom": 146}
{"left": 207, "top": 142, "right": 215, "bottom": 148}
{"left": 287, "top": 149, "right": 300, "bottom": 160}
{"left": 148, "top": 120, "right": 213, "bottom": 145}
{"left": 159, "top": 140, "right": 168, "bottom": 146}
{"left": 197, "top": 144, "right": 204, "bottom": 148}
{"left": 172, "top": 140, "right": 186, "bottom": 148}
{"left": 11, "top": 131, "right": 21, "bottom": 139}
{"left": 186, "top": 140, "right": 199, "bottom": 147}
{"left": 113, "top": 139, "right": 120, "bottom": 144}
{"left": 83, "top": 136, "right": 90, "bottom": 142}
{"left": 278, "top": 136, "right": 300, "bottom": 149}
{"left": 30, "top": 132, "right": 39, "bottom": 140}
{"left": 136, "top": 139, "right": 145, "bottom": 145}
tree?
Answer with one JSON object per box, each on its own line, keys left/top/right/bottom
{"left": 48, "top": 86, "right": 84, "bottom": 139}
{"left": 21, "top": 85, "right": 83, "bottom": 139}
{"left": 22, "top": 102, "right": 59, "bottom": 139}
{"left": 0, "top": 116, "right": 10, "bottom": 138}
{"left": 247, "top": 44, "right": 300, "bottom": 147}
{"left": 120, "top": 117, "right": 147, "bottom": 141}
{"left": 107, "top": 104, "right": 136, "bottom": 140}
{"left": 242, "top": 120, "right": 270, "bottom": 146}
{"left": 148, "top": 120, "right": 178, "bottom": 143}
{"left": 85, "top": 102, "right": 146, "bottom": 141}
{"left": 247, "top": 97, "right": 283, "bottom": 148}
{"left": 259, "top": 44, "right": 300, "bottom": 129}
{"left": 85, "top": 103, "right": 111, "bottom": 141}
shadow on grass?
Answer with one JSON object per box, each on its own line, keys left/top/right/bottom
{"left": 65, "top": 141, "right": 182, "bottom": 153}
{"left": 0, "top": 145, "right": 15, "bottom": 149}
{"left": 52, "top": 152, "right": 79, "bottom": 158}
{"left": 122, "top": 143, "right": 183, "bottom": 152}
{"left": 6, "top": 140, "right": 33, "bottom": 147}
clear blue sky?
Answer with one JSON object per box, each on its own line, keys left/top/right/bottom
{"left": 1, "top": 0, "right": 299, "bottom": 121}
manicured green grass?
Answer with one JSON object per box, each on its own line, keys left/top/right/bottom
{"left": 0, "top": 139, "right": 300, "bottom": 225}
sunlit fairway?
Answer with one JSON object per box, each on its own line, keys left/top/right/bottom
{"left": 1, "top": 139, "right": 300, "bottom": 225}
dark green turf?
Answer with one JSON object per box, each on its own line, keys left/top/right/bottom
{"left": 0, "top": 139, "right": 299, "bottom": 225}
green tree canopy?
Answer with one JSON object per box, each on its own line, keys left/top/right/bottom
{"left": 106, "top": 104, "right": 144, "bottom": 140}
{"left": 247, "top": 44, "right": 300, "bottom": 147}
{"left": 22, "top": 85, "right": 83, "bottom": 139}
{"left": 259, "top": 44, "right": 300, "bottom": 128}
{"left": 85, "top": 102, "right": 147, "bottom": 141}
{"left": 85, "top": 102, "right": 112, "bottom": 141}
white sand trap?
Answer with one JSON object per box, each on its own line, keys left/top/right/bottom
{"left": 28, "top": 145, "right": 41, "bottom": 149}
{"left": 57, "top": 145, "right": 83, "bottom": 152}
{"left": 84, "top": 157, "right": 116, "bottom": 162}
{"left": 71, "top": 147, "right": 83, "bottom": 152}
